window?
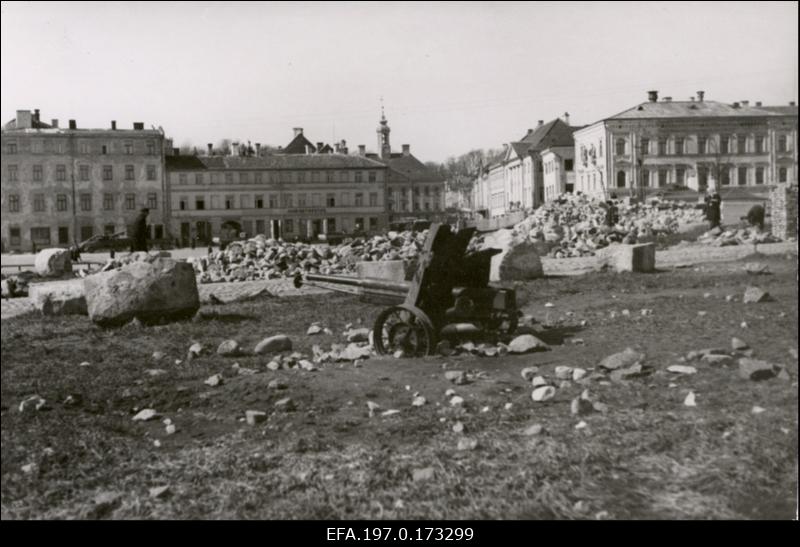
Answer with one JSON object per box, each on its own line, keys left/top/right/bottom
{"left": 239, "top": 172, "right": 249, "bottom": 184}
{"left": 284, "top": 219, "right": 294, "bottom": 234}
{"left": 104, "top": 224, "right": 116, "bottom": 235}
{"left": 339, "top": 171, "right": 348, "bottom": 182}
{"left": 225, "top": 195, "right": 234, "bottom": 209}
{"left": 311, "top": 171, "right": 320, "bottom": 183}
{"left": 57, "top": 194, "right": 68, "bottom": 211}
{"left": 721, "top": 169, "right": 731, "bottom": 186}
{"left": 326, "top": 218, "right": 337, "bottom": 232}
{"left": 10, "top": 227, "right": 21, "bottom": 245}
{"left": 31, "top": 140, "right": 43, "bottom": 153}
{"left": 755, "top": 136, "right": 766, "bottom": 154}
{"left": 326, "top": 193, "right": 336, "bottom": 207}
{"left": 103, "top": 165, "right": 113, "bottom": 181}
{"left": 755, "top": 167, "right": 764, "bottom": 184}
{"left": 195, "top": 198, "right": 205, "bottom": 210}
{"left": 147, "top": 142, "right": 155, "bottom": 155}
{"left": 368, "top": 171, "right": 377, "bottom": 182}
{"left": 369, "top": 192, "right": 378, "bottom": 207}
{"left": 737, "top": 136, "right": 747, "bottom": 154}
{"left": 104, "top": 193, "right": 115, "bottom": 210}
{"left": 125, "top": 193, "right": 136, "bottom": 210}
{"left": 178, "top": 173, "right": 188, "bottom": 185}
{"left": 8, "top": 165, "right": 18, "bottom": 181}
{"left": 297, "top": 194, "right": 307, "bottom": 207}
{"left": 225, "top": 173, "right": 234, "bottom": 184}
{"left": 779, "top": 167, "right": 788, "bottom": 182}
{"left": 312, "top": 193, "right": 321, "bottom": 207}
{"left": 6, "top": 142, "right": 17, "bottom": 154}
{"left": 211, "top": 195, "right": 221, "bottom": 209}
{"left": 147, "top": 165, "right": 157, "bottom": 181}
{"left": 78, "top": 165, "right": 89, "bottom": 181}
{"left": 147, "top": 193, "right": 157, "bottom": 209}
{"left": 53, "top": 164, "right": 66, "bottom": 181}
{"left": 674, "top": 138, "right": 684, "bottom": 155}
{"left": 283, "top": 194, "right": 294, "bottom": 208}
{"left": 124, "top": 142, "right": 133, "bottom": 155}
{"left": 370, "top": 217, "right": 378, "bottom": 229}
{"left": 58, "top": 227, "right": 69, "bottom": 245}
{"left": 269, "top": 194, "right": 278, "bottom": 208}
{"left": 33, "top": 194, "right": 45, "bottom": 212}
{"left": 9, "top": 195, "right": 20, "bottom": 212}
{"left": 80, "top": 226, "right": 93, "bottom": 241}
{"left": 564, "top": 159, "right": 574, "bottom": 171}
{"left": 80, "top": 194, "right": 92, "bottom": 211}
{"left": 354, "top": 193, "right": 364, "bottom": 206}
{"left": 676, "top": 168, "right": 685, "bottom": 185}
{"left": 179, "top": 197, "right": 187, "bottom": 211}
{"left": 270, "top": 172, "right": 279, "bottom": 184}
{"left": 211, "top": 173, "right": 221, "bottom": 184}
{"left": 326, "top": 171, "right": 335, "bottom": 183}
{"left": 101, "top": 145, "right": 108, "bottom": 155}
{"left": 255, "top": 172, "right": 263, "bottom": 184}
{"left": 721, "top": 136, "right": 730, "bottom": 154}
{"left": 355, "top": 171, "right": 363, "bottom": 183}
{"left": 616, "top": 170, "right": 626, "bottom": 188}
{"left": 31, "top": 227, "right": 51, "bottom": 245}
{"left": 241, "top": 195, "right": 252, "bottom": 208}
{"left": 658, "top": 139, "right": 667, "bottom": 155}
{"left": 738, "top": 167, "right": 748, "bottom": 186}
{"left": 615, "top": 138, "right": 626, "bottom": 156}
{"left": 125, "top": 165, "right": 135, "bottom": 180}
{"left": 80, "top": 141, "right": 91, "bottom": 154}
{"left": 698, "top": 137, "right": 707, "bottom": 154}
{"left": 195, "top": 173, "right": 203, "bottom": 184}
{"left": 641, "top": 170, "right": 649, "bottom": 187}
{"left": 778, "top": 135, "right": 788, "bottom": 152}
{"left": 658, "top": 170, "right": 667, "bottom": 186}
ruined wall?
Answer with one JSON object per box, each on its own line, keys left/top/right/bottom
{"left": 770, "top": 183, "right": 798, "bottom": 240}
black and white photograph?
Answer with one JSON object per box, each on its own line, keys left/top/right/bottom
{"left": 1, "top": 0, "right": 797, "bottom": 525}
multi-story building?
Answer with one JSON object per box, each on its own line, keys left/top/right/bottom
{"left": 573, "top": 90, "right": 798, "bottom": 199}
{"left": 541, "top": 145, "right": 575, "bottom": 203}
{"left": 1, "top": 109, "right": 168, "bottom": 252}
{"left": 363, "top": 112, "right": 446, "bottom": 222}
{"left": 165, "top": 131, "right": 389, "bottom": 244}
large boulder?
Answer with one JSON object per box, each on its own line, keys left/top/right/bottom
{"left": 481, "top": 229, "right": 543, "bottom": 282}
{"left": 84, "top": 258, "right": 199, "bottom": 326}
{"left": 29, "top": 279, "right": 87, "bottom": 315}
{"left": 34, "top": 248, "right": 72, "bottom": 277}
{"left": 599, "top": 243, "right": 655, "bottom": 273}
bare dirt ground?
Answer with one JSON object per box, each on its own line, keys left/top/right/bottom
{"left": 1, "top": 251, "right": 797, "bottom": 519}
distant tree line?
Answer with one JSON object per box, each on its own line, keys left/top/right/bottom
{"left": 425, "top": 148, "right": 505, "bottom": 192}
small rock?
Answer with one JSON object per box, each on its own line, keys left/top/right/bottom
{"left": 751, "top": 406, "right": 766, "bottom": 415}
{"left": 216, "top": 339, "right": 240, "bottom": 356}
{"left": 436, "top": 340, "right": 455, "bottom": 356}
{"left": 524, "top": 424, "right": 544, "bottom": 436}
{"left": 449, "top": 396, "right": 465, "bottom": 406}
{"left": 346, "top": 328, "right": 370, "bottom": 343}
{"left": 245, "top": 410, "right": 267, "bottom": 425}
{"left": 381, "top": 409, "right": 401, "bottom": 417}
{"left": 738, "top": 358, "right": 778, "bottom": 381}
{"left": 367, "top": 401, "right": 381, "bottom": 416}
{"left": 452, "top": 421, "right": 464, "bottom": 433}
{"left": 544, "top": 302, "right": 554, "bottom": 308}
{"left": 531, "top": 386, "right": 555, "bottom": 402}
{"left": 204, "top": 374, "right": 223, "bottom": 387}
{"left": 504, "top": 402, "right": 513, "bottom": 410}
{"left": 268, "top": 379, "right": 288, "bottom": 390}
{"left": 570, "top": 397, "right": 594, "bottom": 416}
{"left": 697, "top": 311, "right": 707, "bottom": 317}
{"left": 274, "top": 397, "right": 295, "bottom": 410}
{"left": 457, "top": 437, "right": 478, "bottom": 451}
{"left": 445, "top": 389, "right": 456, "bottom": 397}
{"left": 572, "top": 368, "right": 587, "bottom": 381}
{"left": 444, "top": 370, "right": 468, "bottom": 385}
{"left": 298, "top": 359, "right": 317, "bottom": 371}
{"left": 187, "top": 343, "right": 204, "bottom": 357}
{"left": 412, "top": 467, "right": 435, "bottom": 481}
{"left": 149, "top": 485, "right": 171, "bottom": 499}
{"left": 145, "top": 369, "right": 167, "bottom": 377}
{"left": 79, "top": 361, "right": 91, "bottom": 367}
{"left": 531, "top": 376, "right": 548, "bottom": 387}
{"left": 393, "top": 350, "right": 405, "bottom": 359}
{"left": 307, "top": 324, "right": 323, "bottom": 335}
{"left": 598, "top": 348, "right": 644, "bottom": 370}
{"left": 555, "top": 366, "right": 573, "bottom": 380}
{"left": 254, "top": 335, "right": 292, "bottom": 355}
{"left": 667, "top": 365, "right": 697, "bottom": 375}
{"left": 621, "top": 309, "right": 630, "bottom": 316}
{"left": 508, "top": 334, "right": 549, "bottom": 353}
{"left": 412, "top": 396, "right": 426, "bottom": 407}
{"left": 684, "top": 392, "right": 697, "bottom": 407}
{"left": 575, "top": 421, "right": 587, "bottom": 430}
{"left": 726, "top": 295, "right": 735, "bottom": 302}
{"left": 743, "top": 287, "right": 770, "bottom": 304}
{"left": 266, "top": 361, "right": 280, "bottom": 371}
{"left": 731, "top": 337, "right": 750, "bottom": 351}
{"left": 740, "top": 321, "right": 748, "bottom": 329}
{"left": 151, "top": 351, "right": 166, "bottom": 362}
{"left": 592, "top": 401, "right": 609, "bottom": 413}
{"left": 165, "top": 424, "right": 177, "bottom": 435}
{"left": 21, "top": 463, "right": 37, "bottom": 474}
{"left": 19, "top": 395, "right": 47, "bottom": 412}
{"left": 132, "top": 408, "right": 159, "bottom": 421}
{"left": 701, "top": 354, "right": 733, "bottom": 366}
{"left": 520, "top": 366, "right": 539, "bottom": 381}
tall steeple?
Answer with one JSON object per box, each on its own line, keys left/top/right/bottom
{"left": 377, "top": 101, "right": 391, "bottom": 160}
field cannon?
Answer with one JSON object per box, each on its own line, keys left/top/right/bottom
{"left": 294, "top": 223, "right": 519, "bottom": 357}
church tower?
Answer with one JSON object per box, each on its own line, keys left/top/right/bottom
{"left": 377, "top": 107, "right": 391, "bottom": 160}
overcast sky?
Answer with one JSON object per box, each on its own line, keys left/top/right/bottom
{"left": 1, "top": 1, "right": 797, "bottom": 162}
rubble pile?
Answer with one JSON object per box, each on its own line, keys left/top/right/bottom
{"left": 500, "top": 194, "right": 706, "bottom": 258}
{"left": 191, "top": 231, "right": 427, "bottom": 284}
{"left": 694, "top": 226, "right": 782, "bottom": 247}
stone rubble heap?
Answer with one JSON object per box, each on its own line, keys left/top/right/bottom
{"left": 693, "top": 226, "right": 782, "bottom": 247}
{"left": 500, "top": 194, "right": 706, "bottom": 258}
{"left": 190, "top": 231, "right": 427, "bottom": 284}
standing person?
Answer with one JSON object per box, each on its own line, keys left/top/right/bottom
{"left": 130, "top": 208, "right": 150, "bottom": 252}
{"left": 604, "top": 198, "right": 619, "bottom": 227}
{"left": 745, "top": 203, "right": 765, "bottom": 231}
{"left": 706, "top": 192, "right": 722, "bottom": 230}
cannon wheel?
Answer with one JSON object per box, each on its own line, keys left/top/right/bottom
{"left": 373, "top": 304, "right": 436, "bottom": 357}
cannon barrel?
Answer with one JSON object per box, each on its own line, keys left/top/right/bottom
{"left": 295, "top": 272, "right": 410, "bottom": 294}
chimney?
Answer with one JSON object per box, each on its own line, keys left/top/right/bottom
{"left": 34, "top": 109, "right": 40, "bottom": 123}
{"left": 732, "top": 102, "right": 740, "bottom": 109}
{"left": 790, "top": 101, "right": 796, "bottom": 106}
{"left": 527, "top": 128, "right": 534, "bottom": 135}
{"left": 255, "top": 143, "right": 261, "bottom": 157}
{"left": 563, "top": 112, "right": 570, "bottom": 125}
{"left": 133, "top": 122, "right": 144, "bottom": 130}
{"left": 316, "top": 142, "right": 323, "bottom": 153}
{"left": 207, "top": 143, "right": 213, "bottom": 156}
{"left": 111, "top": 120, "right": 117, "bottom": 130}
{"left": 647, "top": 90, "right": 659, "bottom": 102}
{"left": 231, "top": 142, "right": 240, "bottom": 156}
{"left": 755, "top": 101, "right": 762, "bottom": 107}
{"left": 696, "top": 90, "right": 705, "bottom": 102}
{"left": 68, "top": 119, "right": 76, "bottom": 129}
{"left": 358, "top": 144, "right": 366, "bottom": 156}
{"left": 690, "top": 96, "right": 695, "bottom": 102}
{"left": 51, "top": 118, "right": 59, "bottom": 128}
{"left": 293, "top": 127, "right": 303, "bottom": 137}
{"left": 15, "top": 110, "right": 32, "bottom": 129}
{"left": 537, "top": 120, "right": 544, "bottom": 127}
{"left": 663, "top": 96, "right": 672, "bottom": 102}
{"left": 402, "top": 144, "right": 410, "bottom": 156}
{"left": 741, "top": 100, "right": 749, "bottom": 107}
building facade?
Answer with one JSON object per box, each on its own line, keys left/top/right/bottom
{"left": 1, "top": 109, "right": 168, "bottom": 252}
{"left": 573, "top": 91, "right": 798, "bottom": 199}
{"left": 166, "top": 146, "right": 389, "bottom": 244}
{"left": 541, "top": 145, "right": 575, "bottom": 203}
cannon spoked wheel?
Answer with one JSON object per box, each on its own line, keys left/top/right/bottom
{"left": 373, "top": 304, "right": 436, "bottom": 357}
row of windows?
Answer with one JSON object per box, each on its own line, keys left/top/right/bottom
{"left": 177, "top": 191, "right": 382, "bottom": 211}
{"left": 7, "top": 193, "right": 158, "bottom": 213}
{"left": 544, "top": 159, "right": 575, "bottom": 174}
{"left": 5, "top": 140, "right": 158, "bottom": 156}
{"left": 5, "top": 164, "right": 158, "bottom": 182}
{"left": 175, "top": 170, "right": 381, "bottom": 185}
{"left": 614, "top": 134, "right": 793, "bottom": 156}
{"left": 589, "top": 166, "right": 791, "bottom": 189}
{"left": 387, "top": 200, "right": 442, "bottom": 212}
{"left": 8, "top": 224, "right": 165, "bottom": 247}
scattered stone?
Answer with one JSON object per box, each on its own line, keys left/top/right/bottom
{"left": 444, "top": 370, "right": 468, "bottom": 385}
{"left": 266, "top": 361, "right": 280, "bottom": 371}
{"left": 701, "top": 354, "right": 733, "bottom": 366}
{"left": 570, "top": 396, "right": 594, "bottom": 416}
{"left": 245, "top": 410, "right": 267, "bottom": 425}
{"left": 738, "top": 358, "right": 779, "bottom": 381}
{"left": 149, "top": 485, "right": 171, "bottom": 499}
{"left": 725, "top": 295, "right": 734, "bottom": 302}
{"left": 684, "top": 392, "right": 697, "bottom": 407}
{"left": 412, "top": 396, "right": 426, "bottom": 407}
{"left": 254, "top": 335, "right": 292, "bottom": 355}
{"left": 346, "top": 328, "right": 370, "bottom": 343}
{"left": 703, "top": 292, "right": 711, "bottom": 299}
{"left": 731, "top": 337, "right": 750, "bottom": 351}
{"left": 452, "top": 421, "right": 464, "bottom": 433}
{"left": 79, "top": 361, "right": 91, "bottom": 367}
{"left": 18, "top": 395, "right": 47, "bottom": 412}
{"left": 504, "top": 402, "right": 513, "bottom": 410}
{"left": 299, "top": 359, "right": 317, "bottom": 371}
{"left": 744, "top": 262, "right": 770, "bottom": 275}
{"left": 21, "top": 463, "right": 37, "bottom": 474}
{"left": 751, "top": 406, "right": 766, "bottom": 415}
{"left": 697, "top": 311, "right": 707, "bottom": 317}
{"left": 217, "top": 339, "right": 240, "bottom": 356}
{"left": 204, "top": 374, "right": 223, "bottom": 387}
{"left": 274, "top": 397, "right": 295, "bottom": 410}
{"left": 592, "top": 401, "right": 609, "bottom": 413}
{"left": 412, "top": 467, "right": 435, "bottom": 481}
{"left": 307, "top": 324, "right": 323, "bottom": 335}
{"left": 457, "top": 437, "right": 478, "bottom": 451}
{"left": 508, "top": 334, "right": 549, "bottom": 354}
{"left": 598, "top": 348, "right": 644, "bottom": 370}
{"left": 132, "top": 408, "right": 159, "bottom": 421}
{"left": 520, "top": 367, "right": 539, "bottom": 381}
{"left": 165, "top": 424, "right": 177, "bottom": 435}
{"left": 531, "top": 386, "right": 555, "bottom": 402}
{"left": 609, "top": 363, "right": 645, "bottom": 382}
{"left": 555, "top": 366, "right": 573, "bottom": 380}
{"left": 381, "top": 409, "right": 401, "bottom": 417}
{"left": 574, "top": 421, "right": 588, "bottom": 430}
{"left": 436, "top": 340, "right": 455, "bottom": 356}
{"left": 445, "top": 389, "right": 456, "bottom": 397}
{"left": 367, "top": 401, "right": 381, "bottom": 416}
{"left": 531, "top": 376, "right": 548, "bottom": 388}
{"left": 524, "top": 424, "right": 544, "bottom": 436}
{"left": 743, "top": 287, "right": 770, "bottom": 304}
{"left": 152, "top": 351, "right": 166, "bottom": 362}
{"left": 449, "top": 396, "right": 465, "bottom": 407}
{"left": 188, "top": 343, "right": 204, "bottom": 358}
{"left": 740, "top": 321, "right": 748, "bottom": 329}
{"left": 34, "top": 248, "right": 73, "bottom": 277}
{"left": 667, "top": 365, "right": 697, "bottom": 375}
{"left": 572, "top": 368, "right": 587, "bottom": 381}
{"left": 268, "top": 379, "right": 288, "bottom": 390}
{"left": 145, "top": 369, "right": 167, "bottom": 377}
{"left": 777, "top": 369, "right": 791, "bottom": 381}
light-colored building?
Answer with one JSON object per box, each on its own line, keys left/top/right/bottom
{"left": 1, "top": 109, "right": 168, "bottom": 252}
{"left": 165, "top": 136, "right": 389, "bottom": 244}
{"left": 541, "top": 145, "right": 575, "bottom": 203}
{"left": 573, "top": 90, "right": 798, "bottom": 199}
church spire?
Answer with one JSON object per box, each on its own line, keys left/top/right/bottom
{"left": 377, "top": 99, "right": 391, "bottom": 159}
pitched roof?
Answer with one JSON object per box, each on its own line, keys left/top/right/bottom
{"left": 363, "top": 152, "right": 444, "bottom": 182}
{"left": 165, "top": 153, "right": 388, "bottom": 171}
{"left": 3, "top": 118, "right": 52, "bottom": 130}
{"left": 283, "top": 132, "right": 317, "bottom": 154}
{"left": 607, "top": 100, "right": 784, "bottom": 120}
{"left": 759, "top": 105, "right": 799, "bottom": 116}
{"left": 504, "top": 119, "right": 580, "bottom": 159}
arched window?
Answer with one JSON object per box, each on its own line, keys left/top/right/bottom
{"left": 615, "top": 138, "right": 626, "bottom": 156}
{"left": 616, "top": 170, "right": 626, "bottom": 188}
